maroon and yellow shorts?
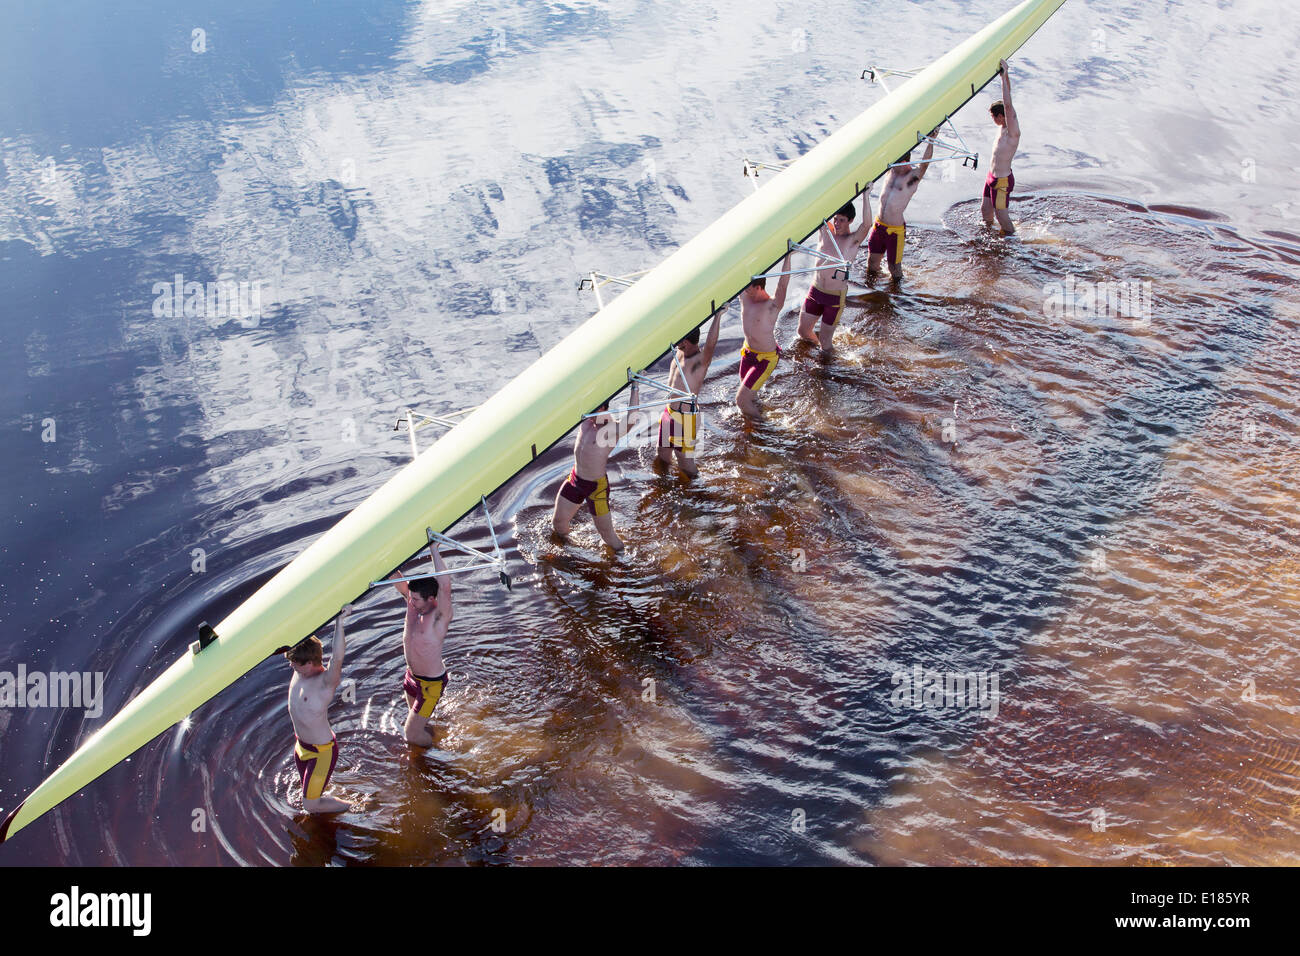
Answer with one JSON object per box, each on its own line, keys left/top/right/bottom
{"left": 867, "top": 219, "right": 905, "bottom": 266}
{"left": 803, "top": 285, "right": 847, "bottom": 327}
{"left": 293, "top": 734, "right": 339, "bottom": 801}
{"left": 983, "top": 170, "right": 1014, "bottom": 211}
{"left": 558, "top": 468, "right": 610, "bottom": 517}
{"left": 658, "top": 405, "right": 698, "bottom": 454}
{"left": 739, "top": 341, "right": 780, "bottom": 391}
{"left": 403, "top": 668, "right": 448, "bottom": 719}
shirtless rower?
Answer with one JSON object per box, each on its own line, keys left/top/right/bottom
{"left": 866, "top": 132, "right": 936, "bottom": 283}
{"left": 285, "top": 605, "right": 352, "bottom": 813}
{"left": 391, "top": 550, "right": 452, "bottom": 748}
{"left": 796, "top": 197, "right": 873, "bottom": 352}
{"left": 658, "top": 310, "right": 722, "bottom": 477}
{"left": 552, "top": 383, "right": 639, "bottom": 551}
{"left": 982, "top": 58, "right": 1019, "bottom": 235}
{"left": 736, "top": 252, "right": 792, "bottom": 419}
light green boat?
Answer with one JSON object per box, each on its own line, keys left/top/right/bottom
{"left": 1, "top": 0, "right": 1067, "bottom": 846}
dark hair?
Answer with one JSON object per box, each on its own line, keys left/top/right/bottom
{"left": 410, "top": 576, "right": 439, "bottom": 599}
{"left": 990, "top": 101, "right": 1005, "bottom": 118}
{"left": 285, "top": 636, "right": 323, "bottom": 666}
{"left": 836, "top": 201, "right": 856, "bottom": 222}
{"left": 902, "top": 150, "right": 912, "bottom": 163}
{"left": 748, "top": 276, "right": 767, "bottom": 290}
{"left": 681, "top": 327, "right": 701, "bottom": 347}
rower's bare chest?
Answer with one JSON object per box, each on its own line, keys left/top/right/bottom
{"left": 884, "top": 175, "right": 912, "bottom": 198}
{"left": 743, "top": 301, "right": 776, "bottom": 327}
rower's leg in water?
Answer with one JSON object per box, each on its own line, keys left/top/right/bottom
{"left": 995, "top": 207, "right": 1015, "bottom": 235}
{"left": 403, "top": 706, "right": 434, "bottom": 747}
{"left": 305, "top": 794, "right": 350, "bottom": 814}
{"left": 656, "top": 438, "right": 674, "bottom": 467}
{"left": 675, "top": 448, "right": 698, "bottom": 477}
{"left": 817, "top": 319, "right": 835, "bottom": 353}
{"left": 981, "top": 195, "right": 995, "bottom": 229}
{"left": 735, "top": 383, "right": 762, "bottom": 419}
{"left": 796, "top": 306, "right": 820, "bottom": 345}
{"left": 592, "top": 511, "right": 624, "bottom": 552}
{"left": 866, "top": 252, "right": 883, "bottom": 283}
{"left": 552, "top": 486, "right": 581, "bottom": 536}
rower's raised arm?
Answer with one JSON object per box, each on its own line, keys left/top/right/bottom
{"left": 431, "top": 547, "right": 451, "bottom": 621}
{"left": 772, "top": 253, "right": 794, "bottom": 312}
{"left": 853, "top": 189, "right": 874, "bottom": 242}
{"left": 1000, "top": 59, "right": 1019, "bottom": 135}
{"left": 326, "top": 605, "right": 350, "bottom": 690}
{"left": 624, "top": 382, "right": 641, "bottom": 438}
{"left": 700, "top": 309, "right": 723, "bottom": 367}
{"left": 390, "top": 569, "right": 410, "bottom": 600}
{"left": 914, "top": 134, "right": 936, "bottom": 180}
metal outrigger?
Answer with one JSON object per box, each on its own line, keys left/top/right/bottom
{"left": 368, "top": 507, "right": 511, "bottom": 592}
{"left": 577, "top": 362, "right": 698, "bottom": 421}
{"left": 576, "top": 269, "right": 653, "bottom": 310}
{"left": 749, "top": 237, "right": 872, "bottom": 291}
{"left": 578, "top": 363, "right": 698, "bottom": 457}
{"left": 577, "top": 270, "right": 703, "bottom": 424}
{"left": 393, "top": 405, "right": 476, "bottom": 460}
{"left": 862, "top": 66, "right": 980, "bottom": 172}
{"left": 741, "top": 157, "right": 794, "bottom": 192}
{"left": 375, "top": 405, "right": 512, "bottom": 590}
